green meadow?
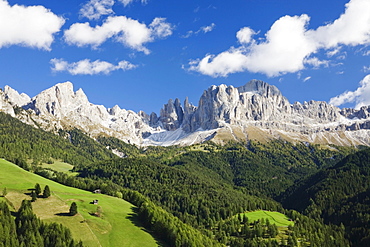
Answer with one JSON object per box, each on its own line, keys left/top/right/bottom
{"left": 41, "top": 159, "right": 78, "bottom": 175}
{"left": 242, "top": 210, "right": 293, "bottom": 227}
{"left": 0, "top": 159, "right": 159, "bottom": 247}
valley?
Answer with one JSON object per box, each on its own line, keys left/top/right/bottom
{"left": 0, "top": 80, "right": 369, "bottom": 246}
{"left": 1, "top": 0, "right": 369, "bottom": 245}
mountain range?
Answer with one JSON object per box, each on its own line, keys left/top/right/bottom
{"left": 2, "top": 79, "right": 370, "bottom": 146}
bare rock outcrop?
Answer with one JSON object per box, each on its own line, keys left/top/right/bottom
{"left": 3, "top": 79, "right": 370, "bottom": 146}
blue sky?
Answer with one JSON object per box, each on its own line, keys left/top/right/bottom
{"left": 0, "top": 0, "right": 370, "bottom": 114}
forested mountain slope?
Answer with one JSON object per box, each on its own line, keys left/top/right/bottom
{"left": 0, "top": 112, "right": 222, "bottom": 246}
{"left": 0, "top": 112, "right": 115, "bottom": 168}
{"left": 93, "top": 138, "right": 353, "bottom": 197}
{"left": 279, "top": 148, "right": 370, "bottom": 246}
{"left": 76, "top": 138, "right": 353, "bottom": 246}
{"left": 0, "top": 110, "right": 360, "bottom": 246}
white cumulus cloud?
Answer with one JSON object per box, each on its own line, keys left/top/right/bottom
{"left": 236, "top": 27, "right": 256, "bottom": 44}
{"left": 190, "top": 14, "right": 316, "bottom": 77}
{"left": 309, "top": 0, "right": 370, "bottom": 48}
{"left": 64, "top": 16, "right": 172, "bottom": 54}
{"left": 50, "top": 58, "right": 137, "bottom": 75}
{"left": 80, "top": 0, "right": 115, "bottom": 20}
{"left": 188, "top": 0, "right": 370, "bottom": 77}
{"left": 189, "top": 47, "right": 249, "bottom": 77}
{"left": 0, "top": 0, "right": 65, "bottom": 50}
{"left": 329, "top": 74, "right": 370, "bottom": 109}
{"left": 149, "top": 17, "right": 173, "bottom": 38}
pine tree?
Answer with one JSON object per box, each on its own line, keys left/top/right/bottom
{"left": 35, "top": 183, "right": 41, "bottom": 196}
{"left": 69, "top": 202, "right": 78, "bottom": 216}
{"left": 43, "top": 185, "right": 51, "bottom": 198}
{"left": 237, "top": 213, "right": 242, "bottom": 222}
{"left": 268, "top": 223, "right": 278, "bottom": 237}
{"left": 243, "top": 214, "right": 248, "bottom": 224}
{"left": 31, "top": 191, "right": 37, "bottom": 202}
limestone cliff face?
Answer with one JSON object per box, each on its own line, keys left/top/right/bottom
{"left": 30, "top": 82, "right": 89, "bottom": 117}
{"left": 158, "top": 80, "right": 293, "bottom": 132}
{"left": 0, "top": 89, "right": 15, "bottom": 117}
{"left": 152, "top": 80, "right": 370, "bottom": 146}
{"left": 3, "top": 80, "right": 370, "bottom": 146}
{"left": 159, "top": 98, "right": 184, "bottom": 131}
{"left": 158, "top": 80, "right": 342, "bottom": 131}
{"left": 187, "top": 80, "right": 292, "bottom": 131}
{"left": 3, "top": 82, "right": 155, "bottom": 144}
{"left": 4, "top": 85, "right": 31, "bottom": 107}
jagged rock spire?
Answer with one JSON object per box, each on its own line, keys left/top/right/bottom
{"left": 159, "top": 98, "right": 184, "bottom": 131}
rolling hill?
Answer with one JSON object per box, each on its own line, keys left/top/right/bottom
{"left": 0, "top": 159, "right": 159, "bottom": 247}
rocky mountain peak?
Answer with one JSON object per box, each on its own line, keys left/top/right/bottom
{"left": 183, "top": 80, "right": 292, "bottom": 131}
{"left": 159, "top": 98, "right": 184, "bottom": 131}
{"left": 183, "top": 97, "right": 196, "bottom": 114}
{"left": 0, "top": 89, "right": 15, "bottom": 117}
{"left": 28, "top": 81, "right": 90, "bottom": 117}
{"left": 3, "top": 79, "right": 370, "bottom": 147}
{"left": 75, "top": 88, "right": 89, "bottom": 103}
{"left": 3, "top": 85, "right": 31, "bottom": 107}
{"left": 109, "top": 105, "right": 121, "bottom": 115}
{"left": 237, "top": 79, "right": 282, "bottom": 98}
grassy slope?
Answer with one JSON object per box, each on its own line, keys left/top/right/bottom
{"left": 237, "top": 210, "right": 294, "bottom": 242}
{"left": 0, "top": 159, "right": 158, "bottom": 247}
{"left": 242, "top": 210, "right": 293, "bottom": 227}
{"left": 40, "top": 159, "right": 79, "bottom": 176}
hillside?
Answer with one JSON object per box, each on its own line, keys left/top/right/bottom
{"left": 279, "top": 148, "right": 370, "bottom": 246}
{"left": 0, "top": 106, "right": 361, "bottom": 246}
{"left": 0, "top": 111, "right": 115, "bottom": 169}
{"left": 0, "top": 159, "right": 159, "bottom": 247}
{"left": 0, "top": 111, "right": 222, "bottom": 246}
{"left": 75, "top": 140, "right": 351, "bottom": 246}
{"left": 91, "top": 138, "right": 353, "bottom": 197}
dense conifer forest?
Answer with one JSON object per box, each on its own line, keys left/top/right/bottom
{"left": 0, "top": 111, "right": 369, "bottom": 246}
{"left": 279, "top": 148, "right": 370, "bottom": 246}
